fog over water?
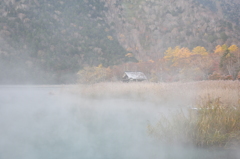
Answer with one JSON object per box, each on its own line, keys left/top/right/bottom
{"left": 0, "top": 86, "right": 239, "bottom": 159}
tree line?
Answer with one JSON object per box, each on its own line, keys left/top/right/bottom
{"left": 78, "top": 44, "right": 240, "bottom": 83}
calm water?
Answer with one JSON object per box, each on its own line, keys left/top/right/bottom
{"left": 0, "top": 86, "right": 238, "bottom": 159}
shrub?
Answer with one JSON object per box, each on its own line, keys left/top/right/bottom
{"left": 222, "top": 75, "right": 233, "bottom": 80}
{"left": 208, "top": 72, "right": 233, "bottom": 80}
{"left": 208, "top": 72, "right": 222, "bottom": 80}
{"left": 77, "top": 64, "right": 111, "bottom": 84}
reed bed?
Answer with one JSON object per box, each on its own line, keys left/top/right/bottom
{"left": 148, "top": 95, "right": 240, "bottom": 149}
{"left": 75, "top": 80, "right": 240, "bottom": 107}
{"left": 73, "top": 80, "right": 240, "bottom": 148}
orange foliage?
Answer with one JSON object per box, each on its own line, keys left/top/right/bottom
{"left": 78, "top": 44, "right": 240, "bottom": 83}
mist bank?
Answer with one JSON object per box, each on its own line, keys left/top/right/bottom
{"left": 0, "top": 85, "right": 239, "bottom": 159}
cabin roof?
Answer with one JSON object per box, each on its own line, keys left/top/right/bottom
{"left": 123, "top": 71, "right": 147, "bottom": 80}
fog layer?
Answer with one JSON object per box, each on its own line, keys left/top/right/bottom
{"left": 0, "top": 86, "right": 239, "bottom": 159}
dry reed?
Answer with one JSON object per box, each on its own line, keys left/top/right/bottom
{"left": 73, "top": 80, "right": 240, "bottom": 148}
{"left": 74, "top": 80, "right": 240, "bottom": 107}
{"left": 148, "top": 95, "right": 240, "bottom": 148}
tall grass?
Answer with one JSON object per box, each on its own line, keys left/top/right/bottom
{"left": 73, "top": 80, "right": 240, "bottom": 148}
{"left": 148, "top": 95, "right": 240, "bottom": 148}
{"left": 75, "top": 80, "right": 240, "bottom": 107}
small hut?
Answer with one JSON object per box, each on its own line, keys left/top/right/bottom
{"left": 122, "top": 71, "right": 147, "bottom": 82}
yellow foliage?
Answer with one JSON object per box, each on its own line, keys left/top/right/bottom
{"left": 149, "top": 59, "right": 154, "bottom": 63}
{"left": 226, "top": 53, "right": 230, "bottom": 58}
{"left": 107, "top": 36, "right": 113, "bottom": 40}
{"left": 214, "top": 45, "right": 223, "bottom": 54}
{"left": 164, "top": 46, "right": 191, "bottom": 67}
{"left": 177, "top": 47, "right": 191, "bottom": 59}
{"left": 221, "top": 44, "right": 228, "bottom": 51}
{"left": 97, "top": 64, "right": 103, "bottom": 68}
{"left": 164, "top": 46, "right": 181, "bottom": 61}
{"left": 164, "top": 47, "right": 173, "bottom": 60}
{"left": 125, "top": 53, "right": 133, "bottom": 57}
{"left": 77, "top": 65, "right": 110, "bottom": 84}
{"left": 228, "top": 45, "right": 238, "bottom": 53}
{"left": 192, "top": 46, "right": 208, "bottom": 56}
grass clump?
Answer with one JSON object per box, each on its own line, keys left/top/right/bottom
{"left": 148, "top": 96, "right": 240, "bottom": 149}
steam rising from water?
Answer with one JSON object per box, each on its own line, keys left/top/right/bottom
{"left": 0, "top": 86, "right": 239, "bottom": 159}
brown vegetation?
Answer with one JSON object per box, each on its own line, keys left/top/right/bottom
{"left": 148, "top": 95, "right": 240, "bottom": 149}
{"left": 74, "top": 80, "right": 240, "bottom": 148}
{"left": 76, "top": 80, "right": 239, "bottom": 107}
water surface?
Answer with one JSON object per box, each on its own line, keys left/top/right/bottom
{"left": 0, "top": 86, "right": 238, "bottom": 159}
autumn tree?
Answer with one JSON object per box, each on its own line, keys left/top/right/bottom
{"left": 192, "top": 46, "right": 208, "bottom": 56}
{"left": 191, "top": 46, "right": 211, "bottom": 79}
{"left": 220, "top": 45, "right": 239, "bottom": 78}
{"left": 164, "top": 46, "right": 200, "bottom": 81}
{"left": 228, "top": 44, "right": 240, "bottom": 64}
{"left": 214, "top": 44, "right": 228, "bottom": 55}
{"left": 164, "top": 46, "right": 181, "bottom": 66}
{"left": 77, "top": 64, "right": 111, "bottom": 84}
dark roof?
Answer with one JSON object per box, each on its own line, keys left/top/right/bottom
{"left": 123, "top": 72, "right": 147, "bottom": 80}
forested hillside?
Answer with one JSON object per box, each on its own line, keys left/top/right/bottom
{"left": 0, "top": 0, "right": 135, "bottom": 84}
{"left": 104, "top": 0, "right": 240, "bottom": 59}
{"left": 0, "top": 0, "right": 240, "bottom": 84}
{"left": 194, "top": 0, "right": 240, "bottom": 25}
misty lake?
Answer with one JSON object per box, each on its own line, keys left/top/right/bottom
{"left": 0, "top": 86, "right": 238, "bottom": 159}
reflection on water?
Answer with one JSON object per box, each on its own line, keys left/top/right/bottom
{"left": 0, "top": 86, "right": 238, "bottom": 159}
